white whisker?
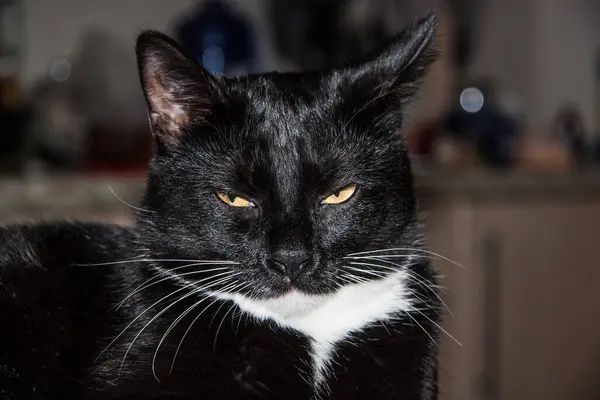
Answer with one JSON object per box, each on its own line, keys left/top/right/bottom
{"left": 347, "top": 259, "right": 454, "bottom": 321}
{"left": 107, "top": 184, "right": 154, "bottom": 214}
{"left": 408, "top": 305, "right": 462, "bottom": 347}
{"left": 234, "top": 303, "right": 244, "bottom": 335}
{"left": 151, "top": 274, "right": 240, "bottom": 355}
{"left": 340, "top": 272, "right": 369, "bottom": 285}
{"left": 350, "top": 259, "right": 450, "bottom": 294}
{"left": 342, "top": 265, "right": 388, "bottom": 278}
{"left": 116, "top": 265, "right": 231, "bottom": 309}
{"left": 122, "top": 274, "right": 241, "bottom": 379}
{"left": 117, "top": 269, "right": 236, "bottom": 310}
{"left": 404, "top": 310, "right": 437, "bottom": 346}
{"left": 402, "top": 271, "right": 454, "bottom": 319}
{"left": 96, "top": 281, "right": 198, "bottom": 363}
{"left": 96, "top": 270, "right": 238, "bottom": 363}
{"left": 348, "top": 261, "right": 398, "bottom": 272}
{"left": 167, "top": 281, "right": 248, "bottom": 375}
{"left": 74, "top": 258, "right": 238, "bottom": 267}
{"left": 213, "top": 285, "right": 250, "bottom": 350}
{"left": 151, "top": 275, "right": 240, "bottom": 381}
{"left": 337, "top": 276, "right": 355, "bottom": 286}
{"left": 347, "top": 248, "right": 467, "bottom": 271}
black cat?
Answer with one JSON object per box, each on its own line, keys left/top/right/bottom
{"left": 0, "top": 13, "right": 441, "bottom": 399}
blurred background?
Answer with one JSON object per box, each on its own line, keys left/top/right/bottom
{"left": 1, "top": 0, "right": 600, "bottom": 399}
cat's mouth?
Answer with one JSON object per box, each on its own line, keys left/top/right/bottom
{"left": 263, "top": 270, "right": 339, "bottom": 299}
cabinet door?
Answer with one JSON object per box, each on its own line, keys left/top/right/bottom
{"left": 476, "top": 200, "right": 600, "bottom": 400}
{"left": 424, "top": 200, "right": 483, "bottom": 400}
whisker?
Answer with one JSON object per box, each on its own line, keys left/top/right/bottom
{"left": 350, "top": 259, "right": 450, "bottom": 293}
{"left": 408, "top": 305, "right": 462, "bottom": 347}
{"left": 333, "top": 280, "right": 346, "bottom": 291}
{"left": 96, "top": 271, "right": 238, "bottom": 363}
{"left": 379, "top": 319, "right": 391, "bottom": 335}
{"left": 342, "top": 265, "right": 388, "bottom": 279}
{"left": 348, "top": 254, "right": 430, "bottom": 265}
{"left": 229, "top": 302, "right": 239, "bottom": 331}
{"left": 347, "top": 248, "right": 467, "bottom": 271}
{"left": 151, "top": 274, "right": 240, "bottom": 350}
{"left": 107, "top": 184, "right": 154, "bottom": 214}
{"left": 337, "top": 276, "right": 355, "bottom": 287}
{"left": 122, "top": 274, "right": 241, "bottom": 378}
{"left": 348, "top": 260, "right": 453, "bottom": 318}
{"left": 214, "top": 286, "right": 250, "bottom": 350}
{"left": 117, "top": 268, "right": 236, "bottom": 310}
{"left": 340, "top": 272, "right": 369, "bottom": 285}
{"left": 233, "top": 286, "right": 254, "bottom": 335}
{"left": 96, "top": 281, "right": 198, "bottom": 362}
{"left": 348, "top": 261, "right": 399, "bottom": 272}
{"left": 213, "top": 305, "right": 237, "bottom": 353}
{"left": 350, "top": 259, "right": 450, "bottom": 295}
{"left": 408, "top": 290, "right": 438, "bottom": 308}
{"left": 151, "top": 277, "right": 240, "bottom": 381}
{"left": 403, "top": 310, "right": 438, "bottom": 346}
{"left": 340, "top": 272, "right": 362, "bottom": 284}
{"left": 74, "top": 259, "right": 238, "bottom": 267}
{"left": 167, "top": 281, "right": 249, "bottom": 375}
{"left": 152, "top": 284, "right": 233, "bottom": 379}
{"left": 208, "top": 297, "right": 232, "bottom": 331}
{"left": 401, "top": 270, "right": 454, "bottom": 317}
{"left": 344, "top": 253, "right": 413, "bottom": 258}
{"left": 115, "top": 265, "right": 231, "bottom": 309}
{"left": 234, "top": 304, "right": 244, "bottom": 336}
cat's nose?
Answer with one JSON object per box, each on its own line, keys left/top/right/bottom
{"left": 270, "top": 250, "right": 311, "bottom": 279}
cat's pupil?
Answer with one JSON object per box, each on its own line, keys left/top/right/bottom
{"left": 228, "top": 194, "right": 236, "bottom": 203}
{"left": 334, "top": 190, "right": 341, "bottom": 197}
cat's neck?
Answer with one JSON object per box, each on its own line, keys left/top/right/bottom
{"left": 216, "top": 271, "right": 410, "bottom": 341}
{"left": 211, "top": 271, "right": 411, "bottom": 391}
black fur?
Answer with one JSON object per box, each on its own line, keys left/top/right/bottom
{"left": 1, "top": 14, "right": 440, "bottom": 399}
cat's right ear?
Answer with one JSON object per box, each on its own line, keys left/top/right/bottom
{"left": 136, "top": 31, "right": 225, "bottom": 150}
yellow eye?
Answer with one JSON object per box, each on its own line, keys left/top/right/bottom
{"left": 322, "top": 185, "right": 357, "bottom": 205}
{"left": 217, "top": 192, "right": 254, "bottom": 208}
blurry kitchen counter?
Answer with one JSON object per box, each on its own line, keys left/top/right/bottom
{"left": 0, "top": 175, "right": 146, "bottom": 225}
{"left": 1, "top": 170, "right": 600, "bottom": 224}
{"left": 416, "top": 169, "right": 600, "bottom": 202}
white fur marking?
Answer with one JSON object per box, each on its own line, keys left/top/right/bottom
{"left": 210, "top": 272, "right": 410, "bottom": 393}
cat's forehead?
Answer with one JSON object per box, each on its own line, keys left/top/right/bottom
{"left": 226, "top": 74, "right": 354, "bottom": 151}
{"left": 237, "top": 74, "right": 336, "bottom": 131}
{"left": 189, "top": 76, "right": 405, "bottom": 196}
{"left": 207, "top": 73, "right": 404, "bottom": 174}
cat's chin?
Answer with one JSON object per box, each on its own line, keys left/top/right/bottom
{"left": 264, "top": 279, "right": 339, "bottom": 300}
{"left": 212, "top": 287, "right": 332, "bottom": 321}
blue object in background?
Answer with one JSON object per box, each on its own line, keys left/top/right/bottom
{"left": 175, "top": 0, "right": 260, "bottom": 77}
{"left": 443, "top": 99, "right": 518, "bottom": 168}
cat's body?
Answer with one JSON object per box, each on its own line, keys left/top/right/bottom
{"left": 0, "top": 223, "right": 437, "bottom": 399}
{"left": 1, "top": 14, "right": 441, "bottom": 399}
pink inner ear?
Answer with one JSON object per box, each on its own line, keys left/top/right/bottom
{"left": 161, "top": 101, "right": 188, "bottom": 125}
{"left": 148, "top": 110, "right": 187, "bottom": 150}
{"left": 146, "top": 73, "right": 190, "bottom": 132}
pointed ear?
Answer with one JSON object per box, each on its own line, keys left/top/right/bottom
{"left": 341, "top": 13, "right": 438, "bottom": 111}
{"left": 136, "top": 31, "right": 225, "bottom": 150}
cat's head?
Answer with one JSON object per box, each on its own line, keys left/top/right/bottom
{"left": 136, "top": 14, "right": 437, "bottom": 300}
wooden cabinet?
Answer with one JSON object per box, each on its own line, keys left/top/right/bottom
{"left": 424, "top": 179, "right": 600, "bottom": 400}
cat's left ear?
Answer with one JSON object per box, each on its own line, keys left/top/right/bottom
{"left": 340, "top": 13, "right": 438, "bottom": 110}
{"left": 136, "top": 31, "right": 226, "bottom": 150}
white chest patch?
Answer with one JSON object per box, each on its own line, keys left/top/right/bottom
{"left": 210, "top": 271, "right": 411, "bottom": 394}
